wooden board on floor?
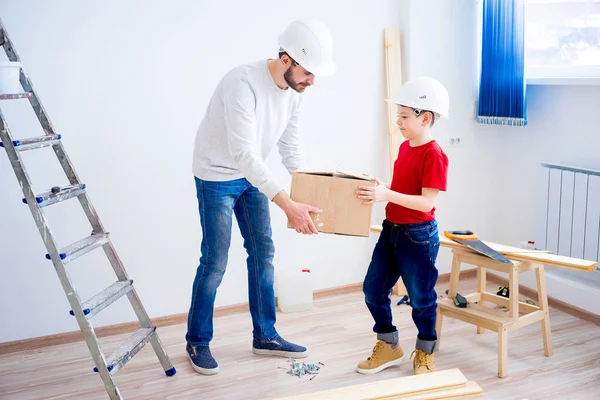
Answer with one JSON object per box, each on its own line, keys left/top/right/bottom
{"left": 388, "top": 381, "right": 483, "bottom": 400}
{"left": 274, "top": 368, "right": 473, "bottom": 400}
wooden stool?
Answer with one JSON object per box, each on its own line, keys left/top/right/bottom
{"left": 436, "top": 248, "right": 553, "bottom": 378}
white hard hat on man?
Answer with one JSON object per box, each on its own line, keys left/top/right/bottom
{"left": 278, "top": 19, "right": 337, "bottom": 77}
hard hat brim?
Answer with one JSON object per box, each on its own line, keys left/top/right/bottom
{"left": 278, "top": 44, "right": 337, "bottom": 77}
{"left": 309, "top": 59, "right": 337, "bottom": 77}
{"left": 394, "top": 98, "right": 449, "bottom": 119}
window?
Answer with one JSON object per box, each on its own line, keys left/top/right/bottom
{"left": 525, "top": 0, "right": 600, "bottom": 84}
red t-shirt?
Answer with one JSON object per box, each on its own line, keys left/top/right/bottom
{"left": 385, "top": 140, "right": 448, "bottom": 224}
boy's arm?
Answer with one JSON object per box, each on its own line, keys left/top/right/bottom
{"left": 358, "top": 148, "right": 447, "bottom": 211}
{"left": 356, "top": 180, "right": 439, "bottom": 212}
{"left": 384, "top": 187, "right": 439, "bottom": 212}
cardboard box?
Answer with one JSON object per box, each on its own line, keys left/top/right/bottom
{"left": 288, "top": 170, "right": 375, "bottom": 237}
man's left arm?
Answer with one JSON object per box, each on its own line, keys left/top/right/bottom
{"left": 277, "top": 98, "right": 308, "bottom": 173}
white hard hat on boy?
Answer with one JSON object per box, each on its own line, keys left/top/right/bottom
{"left": 395, "top": 77, "right": 450, "bottom": 119}
{"left": 278, "top": 19, "right": 337, "bottom": 76}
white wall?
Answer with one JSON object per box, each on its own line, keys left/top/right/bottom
{"left": 3, "top": 0, "right": 599, "bottom": 343}
{"left": 0, "top": 1, "right": 402, "bottom": 342}
{"left": 404, "top": 0, "right": 600, "bottom": 314}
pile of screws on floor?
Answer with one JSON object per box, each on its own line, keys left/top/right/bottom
{"left": 281, "top": 358, "right": 324, "bottom": 380}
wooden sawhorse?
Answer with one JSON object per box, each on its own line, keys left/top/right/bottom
{"left": 436, "top": 248, "right": 553, "bottom": 378}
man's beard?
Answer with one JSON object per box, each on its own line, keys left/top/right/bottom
{"left": 284, "top": 66, "right": 309, "bottom": 93}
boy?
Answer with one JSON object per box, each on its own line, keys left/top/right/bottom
{"left": 355, "top": 77, "right": 449, "bottom": 375}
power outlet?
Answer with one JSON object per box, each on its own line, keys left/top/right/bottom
{"left": 447, "top": 137, "right": 462, "bottom": 147}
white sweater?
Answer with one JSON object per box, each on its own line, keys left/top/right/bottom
{"left": 192, "top": 60, "right": 307, "bottom": 200}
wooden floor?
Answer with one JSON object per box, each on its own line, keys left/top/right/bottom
{"left": 1, "top": 278, "right": 600, "bottom": 400}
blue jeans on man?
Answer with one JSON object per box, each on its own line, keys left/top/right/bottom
{"left": 186, "top": 177, "right": 306, "bottom": 375}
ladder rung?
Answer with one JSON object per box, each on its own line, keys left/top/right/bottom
{"left": 70, "top": 280, "right": 133, "bottom": 318}
{"left": 0, "top": 93, "right": 33, "bottom": 100}
{"left": 1, "top": 134, "right": 61, "bottom": 152}
{"left": 46, "top": 232, "right": 109, "bottom": 263}
{"left": 94, "top": 327, "right": 156, "bottom": 375}
{"left": 22, "top": 183, "right": 86, "bottom": 207}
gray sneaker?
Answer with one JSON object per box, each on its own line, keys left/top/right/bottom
{"left": 252, "top": 335, "right": 308, "bottom": 358}
{"left": 187, "top": 343, "right": 219, "bottom": 375}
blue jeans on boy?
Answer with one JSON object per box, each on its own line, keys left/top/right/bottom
{"left": 186, "top": 177, "right": 278, "bottom": 346}
{"left": 363, "top": 219, "right": 440, "bottom": 353}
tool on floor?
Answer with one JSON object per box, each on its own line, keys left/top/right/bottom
{"left": 453, "top": 293, "right": 468, "bottom": 308}
{"left": 497, "top": 286, "right": 510, "bottom": 298}
{"left": 444, "top": 230, "right": 512, "bottom": 264}
{"left": 0, "top": 19, "right": 175, "bottom": 400}
{"left": 284, "top": 358, "right": 322, "bottom": 379}
{"left": 397, "top": 294, "right": 410, "bottom": 306}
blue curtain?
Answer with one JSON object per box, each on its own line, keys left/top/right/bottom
{"left": 477, "top": 0, "right": 527, "bottom": 126}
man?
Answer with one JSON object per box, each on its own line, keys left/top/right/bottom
{"left": 187, "top": 19, "right": 336, "bottom": 375}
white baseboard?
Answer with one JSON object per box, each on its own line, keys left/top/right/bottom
{"left": 525, "top": 269, "right": 600, "bottom": 316}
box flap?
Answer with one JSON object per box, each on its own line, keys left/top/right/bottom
{"left": 333, "top": 169, "right": 373, "bottom": 181}
{"left": 294, "top": 168, "right": 373, "bottom": 181}
{"left": 294, "top": 169, "right": 335, "bottom": 177}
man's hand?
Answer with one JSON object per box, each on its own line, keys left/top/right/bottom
{"left": 273, "top": 191, "right": 322, "bottom": 235}
{"left": 287, "top": 201, "right": 322, "bottom": 234}
{"left": 356, "top": 177, "right": 390, "bottom": 205}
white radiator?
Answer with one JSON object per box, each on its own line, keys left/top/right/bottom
{"left": 540, "top": 163, "right": 600, "bottom": 267}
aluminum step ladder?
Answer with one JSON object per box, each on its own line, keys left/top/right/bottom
{"left": 0, "top": 19, "right": 176, "bottom": 400}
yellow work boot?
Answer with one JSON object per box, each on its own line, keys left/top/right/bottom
{"left": 357, "top": 340, "right": 404, "bottom": 374}
{"left": 411, "top": 349, "right": 434, "bottom": 375}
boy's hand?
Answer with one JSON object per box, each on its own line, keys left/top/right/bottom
{"left": 356, "top": 177, "right": 390, "bottom": 205}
